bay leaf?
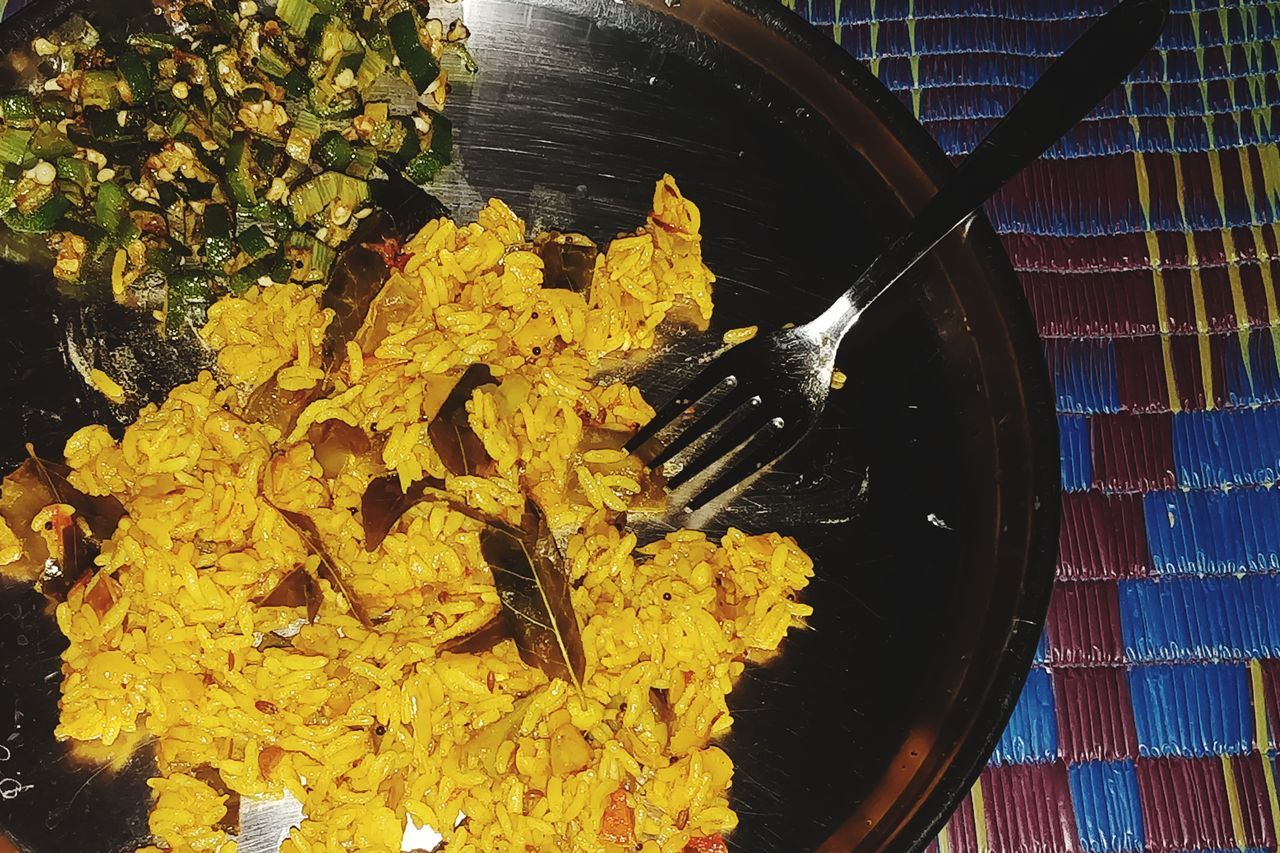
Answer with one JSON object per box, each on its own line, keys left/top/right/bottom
{"left": 272, "top": 506, "right": 374, "bottom": 628}
{"left": 427, "top": 364, "right": 497, "bottom": 477}
{"left": 479, "top": 499, "right": 585, "bottom": 688}
{"left": 257, "top": 565, "right": 322, "bottom": 624}
{"left": 536, "top": 235, "right": 596, "bottom": 294}
{"left": 438, "top": 611, "right": 511, "bottom": 656}
{"left": 360, "top": 473, "right": 443, "bottom": 552}
{"left": 322, "top": 211, "right": 394, "bottom": 364}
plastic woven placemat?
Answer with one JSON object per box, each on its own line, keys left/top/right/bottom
{"left": 788, "top": 0, "right": 1280, "bottom": 849}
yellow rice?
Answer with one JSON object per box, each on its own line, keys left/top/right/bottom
{"left": 17, "top": 176, "right": 814, "bottom": 852}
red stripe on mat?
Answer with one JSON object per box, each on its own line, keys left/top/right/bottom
{"left": 1021, "top": 268, "right": 1160, "bottom": 338}
{"left": 1135, "top": 757, "right": 1235, "bottom": 853}
{"left": 1057, "top": 492, "right": 1150, "bottom": 580}
{"left": 1004, "top": 228, "right": 1280, "bottom": 274}
{"left": 1113, "top": 337, "right": 1172, "bottom": 414}
{"left": 982, "top": 763, "right": 1081, "bottom": 853}
{"left": 1169, "top": 333, "right": 1230, "bottom": 412}
{"left": 1052, "top": 666, "right": 1139, "bottom": 762}
{"left": 1230, "top": 752, "right": 1279, "bottom": 849}
{"left": 1046, "top": 581, "right": 1126, "bottom": 666}
{"left": 1262, "top": 659, "right": 1280, "bottom": 752}
{"left": 1089, "top": 413, "right": 1176, "bottom": 492}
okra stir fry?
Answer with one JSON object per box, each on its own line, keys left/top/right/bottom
{"left": 0, "top": 0, "right": 468, "bottom": 333}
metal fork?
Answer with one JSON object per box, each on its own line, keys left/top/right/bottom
{"left": 627, "top": 0, "right": 1170, "bottom": 511}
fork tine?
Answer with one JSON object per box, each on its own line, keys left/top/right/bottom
{"left": 624, "top": 368, "right": 738, "bottom": 453}
{"left": 649, "top": 389, "right": 759, "bottom": 469}
{"left": 685, "top": 421, "right": 788, "bottom": 511}
{"left": 668, "top": 406, "right": 772, "bottom": 490}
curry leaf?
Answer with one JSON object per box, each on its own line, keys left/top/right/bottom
{"left": 536, "top": 236, "right": 596, "bottom": 294}
{"left": 360, "top": 473, "right": 443, "bottom": 552}
{"left": 272, "top": 506, "right": 374, "bottom": 628}
{"left": 438, "top": 611, "right": 512, "bottom": 655}
{"left": 244, "top": 215, "right": 395, "bottom": 434}
{"left": 479, "top": 499, "right": 585, "bottom": 688}
{"left": 361, "top": 472, "right": 506, "bottom": 551}
{"left": 322, "top": 211, "right": 394, "bottom": 364}
{"left": 427, "top": 364, "right": 497, "bottom": 477}
{"left": 257, "top": 565, "right": 322, "bottom": 623}
{"left": 242, "top": 375, "right": 320, "bottom": 436}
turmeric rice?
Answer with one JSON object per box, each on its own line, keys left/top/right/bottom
{"left": 2, "top": 176, "right": 814, "bottom": 852}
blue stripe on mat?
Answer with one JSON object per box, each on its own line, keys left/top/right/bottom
{"left": 1224, "top": 331, "right": 1280, "bottom": 407}
{"left": 1128, "top": 663, "right": 1252, "bottom": 757}
{"left": 801, "top": 0, "right": 1277, "bottom": 24}
{"left": 864, "top": 52, "right": 1277, "bottom": 92}
{"left": 927, "top": 110, "right": 1280, "bottom": 159}
{"left": 1068, "top": 760, "right": 1146, "bottom": 853}
{"left": 1143, "top": 488, "right": 1280, "bottom": 575}
{"left": 1060, "top": 414, "right": 1093, "bottom": 493}
{"left": 819, "top": 20, "right": 1280, "bottom": 60}
{"left": 990, "top": 668, "right": 1059, "bottom": 765}
{"left": 1172, "top": 407, "right": 1280, "bottom": 488}
{"left": 1118, "top": 575, "right": 1280, "bottom": 662}
{"left": 907, "top": 80, "right": 1280, "bottom": 123}
{"left": 1047, "top": 338, "right": 1122, "bottom": 414}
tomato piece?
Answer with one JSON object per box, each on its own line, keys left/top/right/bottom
{"left": 600, "top": 787, "right": 635, "bottom": 847}
{"left": 683, "top": 835, "right": 729, "bottom": 853}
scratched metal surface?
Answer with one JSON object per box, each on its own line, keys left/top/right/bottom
{"left": 0, "top": 0, "right": 1058, "bottom": 849}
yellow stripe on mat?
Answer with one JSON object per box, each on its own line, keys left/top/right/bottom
{"left": 971, "top": 776, "right": 989, "bottom": 853}
{"left": 1219, "top": 754, "right": 1248, "bottom": 851}
{"left": 1128, "top": 86, "right": 1182, "bottom": 412}
{"left": 936, "top": 822, "right": 952, "bottom": 853}
{"left": 1249, "top": 660, "right": 1280, "bottom": 835}
{"left": 1166, "top": 130, "right": 1216, "bottom": 409}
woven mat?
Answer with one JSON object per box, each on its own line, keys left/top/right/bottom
{"left": 787, "top": 0, "right": 1280, "bottom": 849}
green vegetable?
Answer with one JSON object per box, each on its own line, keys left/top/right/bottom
{"left": 288, "top": 170, "right": 368, "bottom": 224}
{"left": 0, "top": 179, "right": 17, "bottom": 215}
{"left": 80, "top": 71, "right": 121, "bottom": 110}
{"left": 346, "top": 144, "right": 378, "bottom": 179}
{"left": 308, "top": 77, "right": 361, "bottom": 120}
{"left": 94, "top": 181, "right": 129, "bottom": 234}
{"left": 0, "top": 128, "right": 32, "bottom": 165}
{"left": 55, "top": 156, "right": 92, "bottom": 187}
{"left": 402, "top": 113, "right": 452, "bottom": 184}
{"left": 276, "top": 0, "right": 319, "bottom": 35}
{"left": 3, "top": 193, "right": 70, "bottom": 233}
{"left": 127, "top": 32, "right": 183, "bottom": 53}
{"left": 225, "top": 133, "right": 258, "bottom": 207}
{"left": 236, "top": 224, "right": 273, "bottom": 260}
{"left": 229, "top": 252, "right": 288, "bottom": 294}
{"left": 388, "top": 11, "right": 440, "bottom": 93}
{"left": 168, "top": 110, "right": 190, "bottom": 137}
{"left": 0, "top": 92, "right": 36, "bottom": 127}
{"left": 116, "top": 51, "right": 154, "bottom": 104}
{"left": 30, "top": 122, "right": 75, "bottom": 160}
{"left": 166, "top": 269, "right": 214, "bottom": 334}
{"left": 316, "top": 18, "right": 363, "bottom": 71}
{"left": 204, "top": 203, "right": 234, "bottom": 267}
{"left": 314, "top": 130, "right": 353, "bottom": 170}
{"left": 286, "top": 229, "right": 336, "bottom": 281}
{"left": 258, "top": 42, "right": 294, "bottom": 79}
{"left": 86, "top": 110, "right": 139, "bottom": 145}
{"left": 384, "top": 118, "right": 420, "bottom": 167}
{"left": 34, "top": 96, "right": 72, "bottom": 120}
{"left": 354, "top": 43, "right": 388, "bottom": 88}
{"left": 282, "top": 67, "right": 312, "bottom": 98}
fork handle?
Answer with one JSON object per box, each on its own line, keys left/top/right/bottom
{"left": 810, "top": 0, "right": 1169, "bottom": 342}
